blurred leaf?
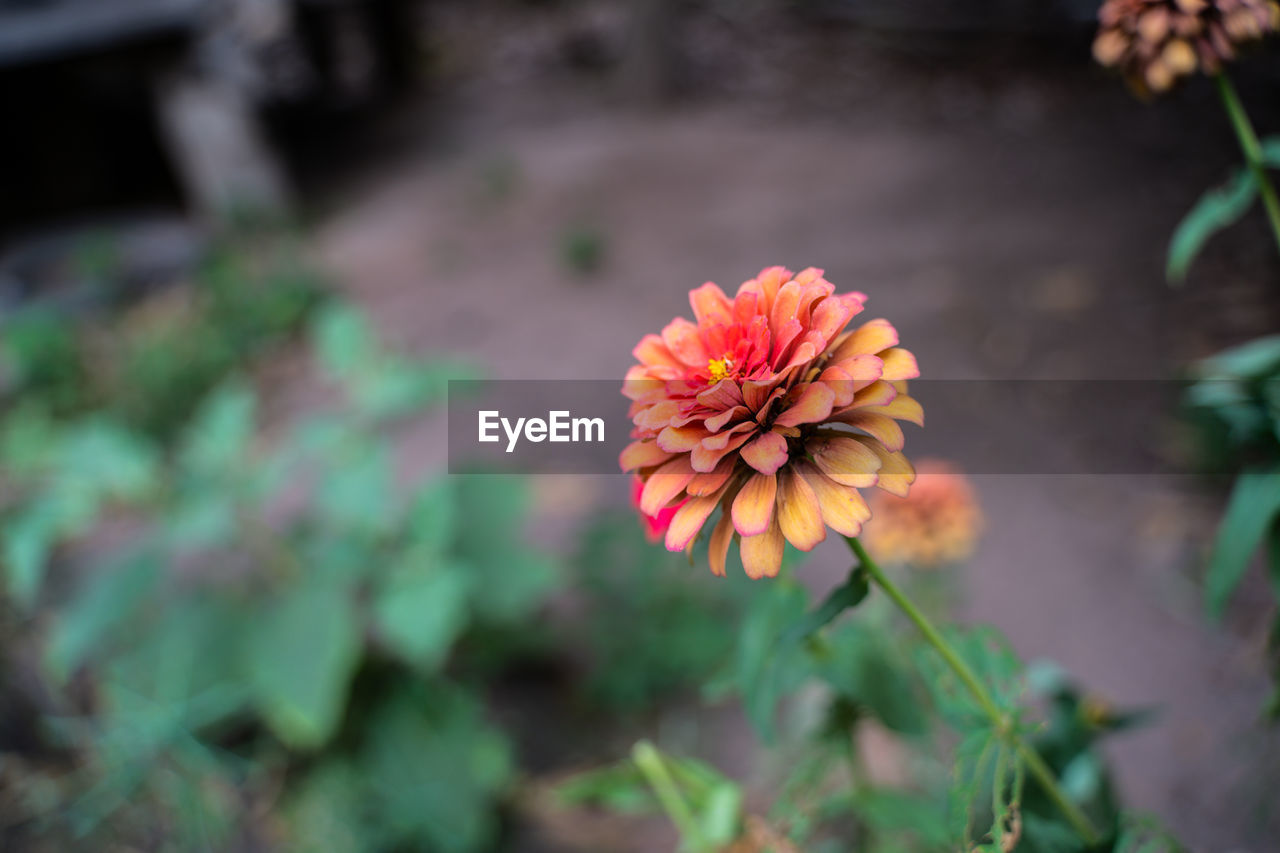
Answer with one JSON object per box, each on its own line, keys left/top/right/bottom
{"left": 1205, "top": 469, "right": 1280, "bottom": 619}
{"left": 45, "top": 552, "right": 160, "bottom": 682}
{"left": 314, "top": 304, "right": 376, "bottom": 381}
{"left": 917, "top": 626, "right": 1024, "bottom": 729}
{"left": 814, "top": 621, "right": 929, "bottom": 736}
{"left": 735, "top": 579, "right": 811, "bottom": 742}
{"left": 452, "top": 475, "right": 558, "bottom": 623}
{"left": 1167, "top": 167, "right": 1257, "bottom": 284}
{"left": 556, "top": 761, "right": 658, "bottom": 813}
{"left": 1196, "top": 334, "right": 1280, "bottom": 380}
{"left": 282, "top": 760, "right": 370, "bottom": 853}
{"left": 314, "top": 442, "right": 396, "bottom": 539}
{"left": 177, "top": 383, "right": 256, "bottom": 476}
{"left": 405, "top": 478, "right": 457, "bottom": 553}
{"left": 248, "top": 577, "right": 361, "bottom": 749}
{"left": 4, "top": 500, "right": 60, "bottom": 609}
{"left": 360, "top": 686, "right": 512, "bottom": 853}
{"left": 373, "top": 556, "right": 471, "bottom": 670}
{"left": 849, "top": 788, "right": 950, "bottom": 848}
{"left": 58, "top": 419, "right": 158, "bottom": 499}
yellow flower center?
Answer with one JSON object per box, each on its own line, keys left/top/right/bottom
{"left": 707, "top": 356, "right": 733, "bottom": 382}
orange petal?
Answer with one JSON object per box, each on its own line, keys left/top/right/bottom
{"left": 708, "top": 508, "right": 735, "bottom": 577}
{"left": 732, "top": 471, "right": 778, "bottom": 536}
{"left": 831, "top": 318, "right": 899, "bottom": 361}
{"left": 837, "top": 412, "right": 905, "bottom": 452}
{"left": 658, "top": 425, "right": 711, "bottom": 452}
{"left": 777, "top": 466, "right": 826, "bottom": 551}
{"left": 620, "top": 440, "right": 676, "bottom": 472}
{"left": 633, "top": 334, "right": 683, "bottom": 368}
{"left": 639, "top": 456, "right": 695, "bottom": 516}
{"left": 796, "top": 461, "right": 871, "bottom": 537}
{"left": 878, "top": 348, "right": 919, "bottom": 381}
{"left": 661, "top": 318, "right": 710, "bottom": 367}
{"left": 811, "top": 436, "right": 883, "bottom": 487}
{"left": 774, "top": 383, "right": 836, "bottom": 428}
{"left": 690, "top": 432, "right": 751, "bottom": 472}
{"left": 687, "top": 455, "right": 737, "bottom": 495}
{"left": 665, "top": 494, "right": 720, "bottom": 551}
{"left": 689, "top": 282, "right": 733, "bottom": 326}
{"left": 856, "top": 439, "right": 916, "bottom": 496}
{"left": 860, "top": 393, "right": 924, "bottom": 427}
{"left": 740, "top": 514, "right": 785, "bottom": 579}
{"left": 741, "top": 430, "right": 789, "bottom": 475}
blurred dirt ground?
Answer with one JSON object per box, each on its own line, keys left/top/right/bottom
{"left": 289, "top": 5, "right": 1280, "bottom": 849}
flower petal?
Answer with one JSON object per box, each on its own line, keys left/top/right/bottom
{"left": 690, "top": 432, "right": 751, "bottom": 472}
{"left": 830, "top": 318, "right": 899, "bottom": 361}
{"left": 855, "top": 438, "right": 916, "bottom": 496}
{"left": 811, "top": 436, "right": 883, "bottom": 487}
{"left": 687, "top": 455, "right": 737, "bottom": 495}
{"left": 777, "top": 466, "right": 826, "bottom": 551}
{"left": 689, "top": 282, "right": 733, "bottom": 326}
{"left": 796, "top": 461, "right": 871, "bottom": 537}
{"left": 740, "top": 514, "right": 785, "bottom": 579}
{"left": 774, "top": 383, "right": 836, "bottom": 428}
{"left": 633, "top": 334, "right": 683, "bottom": 368}
{"left": 657, "top": 425, "right": 711, "bottom": 452}
{"left": 837, "top": 412, "right": 905, "bottom": 452}
{"left": 732, "top": 471, "right": 778, "bottom": 536}
{"left": 708, "top": 508, "right": 735, "bottom": 577}
{"left": 639, "top": 455, "right": 695, "bottom": 516}
{"left": 859, "top": 393, "right": 924, "bottom": 427}
{"left": 741, "top": 430, "right": 789, "bottom": 475}
{"left": 878, "top": 348, "right": 919, "bottom": 381}
{"left": 661, "top": 318, "right": 710, "bottom": 367}
{"left": 620, "top": 440, "right": 676, "bottom": 472}
{"left": 665, "top": 494, "right": 720, "bottom": 551}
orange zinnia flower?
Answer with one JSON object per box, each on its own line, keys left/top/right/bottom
{"left": 620, "top": 266, "right": 922, "bottom": 579}
{"left": 862, "top": 459, "right": 983, "bottom": 569}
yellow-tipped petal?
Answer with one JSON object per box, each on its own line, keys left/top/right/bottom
{"left": 811, "top": 436, "right": 883, "bottom": 487}
{"left": 740, "top": 515, "right": 785, "bottom": 579}
{"left": 708, "top": 508, "right": 735, "bottom": 576}
{"left": 777, "top": 466, "right": 826, "bottom": 551}
{"left": 620, "top": 440, "right": 675, "bottom": 472}
{"left": 878, "top": 348, "right": 919, "bottom": 381}
{"left": 797, "top": 461, "right": 872, "bottom": 537}
{"left": 687, "top": 455, "right": 736, "bottom": 495}
{"left": 831, "top": 318, "right": 899, "bottom": 361}
{"left": 665, "top": 494, "right": 720, "bottom": 552}
{"left": 732, "top": 471, "right": 778, "bottom": 536}
{"left": 839, "top": 412, "right": 906, "bottom": 452}
{"left": 639, "top": 456, "right": 695, "bottom": 516}
{"left": 855, "top": 438, "right": 916, "bottom": 497}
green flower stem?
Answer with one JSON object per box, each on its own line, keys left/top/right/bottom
{"left": 1215, "top": 72, "right": 1280, "bottom": 257}
{"left": 844, "top": 537, "right": 1100, "bottom": 846}
{"left": 632, "top": 740, "right": 708, "bottom": 852}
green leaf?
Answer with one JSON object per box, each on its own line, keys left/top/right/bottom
{"left": 372, "top": 557, "right": 471, "bottom": 670}
{"left": 848, "top": 788, "right": 950, "bottom": 847}
{"left": 555, "top": 761, "right": 658, "bottom": 814}
{"left": 281, "top": 760, "right": 370, "bottom": 853}
{"left": 452, "top": 475, "right": 558, "bottom": 623}
{"left": 359, "top": 686, "right": 512, "bottom": 853}
{"left": 1167, "top": 167, "right": 1257, "bottom": 284}
{"left": 917, "top": 626, "right": 1024, "bottom": 729}
{"left": 815, "top": 622, "right": 929, "bottom": 736}
{"left": 4, "top": 501, "right": 59, "bottom": 609}
{"left": 735, "top": 579, "right": 811, "bottom": 741}
{"left": 247, "top": 577, "right": 361, "bottom": 749}
{"left": 1205, "top": 469, "right": 1280, "bottom": 619}
{"left": 57, "top": 419, "right": 158, "bottom": 500}
{"left": 405, "top": 478, "right": 458, "bottom": 553}
{"left": 45, "top": 552, "right": 161, "bottom": 682}
{"left": 313, "top": 304, "right": 376, "bottom": 380}
{"left": 314, "top": 441, "right": 396, "bottom": 538}
{"left": 177, "top": 383, "right": 257, "bottom": 476}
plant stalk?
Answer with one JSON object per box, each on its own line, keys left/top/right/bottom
{"left": 845, "top": 537, "right": 1100, "bottom": 845}
{"left": 1215, "top": 72, "right": 1280, "bottom": 257}
{"left": 632, "top": 741, "right": 708, "bottom": 852}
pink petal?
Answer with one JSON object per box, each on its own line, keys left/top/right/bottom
{"left": 732, "top": 471, "right": 778, "bottom": 536}
{"left": 741, "top": 430, "right": 789, "bottom": 475}
{"left": 774, "top": 383, "right": 836, "bottom": 428}
{"left": 639, "top": 456, "right": 695, "bottom": 516}
{"left": 665, "top": 494, "right": 721, "bottom": 552}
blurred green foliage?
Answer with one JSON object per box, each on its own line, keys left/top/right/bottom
{"left": 0, "top": 238, "right": 325, "bottom": 442}
{"left": 1184, "top": 334, "right": 1280, "bottom": 718}
{"left": 0, "top": 302, "right": 555, "bottom": 851}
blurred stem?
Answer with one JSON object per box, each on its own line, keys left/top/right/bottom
{"left": 1215, "top": 72, "right": 1280, "bottom": 256}
{"left": 632, "top": 741, "right": 708, "bottom": 852}
{"left": 844, "top": 537, "right": 1099, "bottom": 846}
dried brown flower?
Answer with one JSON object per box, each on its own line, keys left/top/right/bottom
{"left": 1094, "top": 0, "right": 1280, "bottom": 94}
